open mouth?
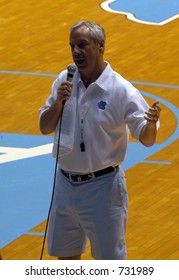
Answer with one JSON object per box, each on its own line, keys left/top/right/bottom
{"left": 74, "top": 58, "right": 85, "bottom": 66}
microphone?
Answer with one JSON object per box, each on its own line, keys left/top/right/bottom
{"left": 62, "top": 64, "right": 77, "bottom": 105}
{"left": 67, "top": 63, "right": 77, "bottom": 82}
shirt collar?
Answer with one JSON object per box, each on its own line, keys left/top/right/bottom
{"left": 76, "top": 61, "right": 112, "bottom": 91}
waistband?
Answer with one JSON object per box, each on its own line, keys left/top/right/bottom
{"left": 61, "top": 165, "right": 119, "bottom": 182}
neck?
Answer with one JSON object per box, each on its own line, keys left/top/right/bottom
{"left": 81, "top": 61, "right": 107, "bottom": 88}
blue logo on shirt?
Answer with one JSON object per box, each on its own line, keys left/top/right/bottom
{"left": 97, "top": 101, "right": 107, "bottom": 110}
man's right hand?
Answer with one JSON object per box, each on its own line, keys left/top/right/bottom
{"left": 57, "top": 81, "right": 73, "bottom": 104}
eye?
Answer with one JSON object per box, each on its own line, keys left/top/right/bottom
{"left": 78, "top": 42, "right": 86, "bottom": 49}
{"left": 70, "top": 41, "right": 89, "bottom": 51}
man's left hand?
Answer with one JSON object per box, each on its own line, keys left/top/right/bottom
{"left": 145, "top": 101, "right": 161, "bottom": 124}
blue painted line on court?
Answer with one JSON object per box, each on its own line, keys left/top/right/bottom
{"left": 1, "top": 69, "right": 179, "bottom": 89}
{"left": 142, "top": 160, "right": 171, "bottom": 165}
{"left": 27, "top": 232, "right": 45, "bottom": 236}
{"left": 0, "top": 70, "right": 58, "bottom": 78}
{"left": 130, "top": 81, "right": 179, "bottom": 90}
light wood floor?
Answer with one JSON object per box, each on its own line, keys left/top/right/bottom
{"left": 0, "top": 0, "right": 179, "bottom": 260}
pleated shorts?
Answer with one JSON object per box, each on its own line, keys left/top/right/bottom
{"left": 47, "top": 166, "right": 128, "bottom": 260}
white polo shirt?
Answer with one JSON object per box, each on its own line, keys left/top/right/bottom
{"left": 39, "top": 62, "right": 149, "bottom": 173}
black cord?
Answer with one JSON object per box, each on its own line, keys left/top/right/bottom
{"left": 40, "top": 102, "right": 65, "bottom": 260}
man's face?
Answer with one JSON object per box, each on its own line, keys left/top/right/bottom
{"left": 69, "top": 25, "right": 103, "bottom": 72}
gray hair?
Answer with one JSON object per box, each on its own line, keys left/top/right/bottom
{"left": 70, "top": 20, "right": 106, "bottom": 44}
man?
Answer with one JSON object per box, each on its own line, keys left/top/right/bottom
{"left": 39, "top": 21, "right": 161, "bottom": 260}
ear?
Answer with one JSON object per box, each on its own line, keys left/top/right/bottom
{"left": 99, "top": 40, "right": 105, "bottom": 54}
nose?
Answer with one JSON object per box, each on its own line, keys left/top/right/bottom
{"left": 72, "top": 45, "right": 81, "bottom": 56}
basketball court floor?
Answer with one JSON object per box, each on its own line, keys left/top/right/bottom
{"left": 0, "top": 0, "right": 179, "bottom": 260}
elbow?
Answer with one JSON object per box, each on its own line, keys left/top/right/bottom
{"left": 39, "top": 111, "right": 57, "bottom": 135}
{"left": 40, "top": 129, "right": 50, "bottom": 135}
{"left": 39, "top": 127, "right": 48, "bottom": 135}
{"left": 39, "top": 122, "right": 53, "bottom": 135}
{"left": 143, "top": 142, "right": 155, "bottom": 147}
{"left": 140, "top": 139, "right": 156, "bottom": 147}
{"left": 39, "top": 126, "right": 53, "bottom": 135}
{"left": 39, "top": 115, "right": 54, "bottom": 135}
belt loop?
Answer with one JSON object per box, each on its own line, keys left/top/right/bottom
{"left": 77, "top": 176, "right": 82, "bottom": 182}
{"left": 88, "top": 172, "right": 95, "bottom": 179}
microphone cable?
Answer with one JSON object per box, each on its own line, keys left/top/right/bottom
{"left": 40, "top": 101, "right": 66, "bottom": 260}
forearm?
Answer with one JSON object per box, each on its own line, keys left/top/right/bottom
{"left": 139, "top": 123, "right": 157, "bottom": 147}
{"left": 39, "top": 100, "right": 63, "bottom": 135}
{"left": 40, "top": 80, "right": 73, "bottom": 134}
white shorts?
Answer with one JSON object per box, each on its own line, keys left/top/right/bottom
{"left": 47, "top": 166, "right": 128, "bottom": 260}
